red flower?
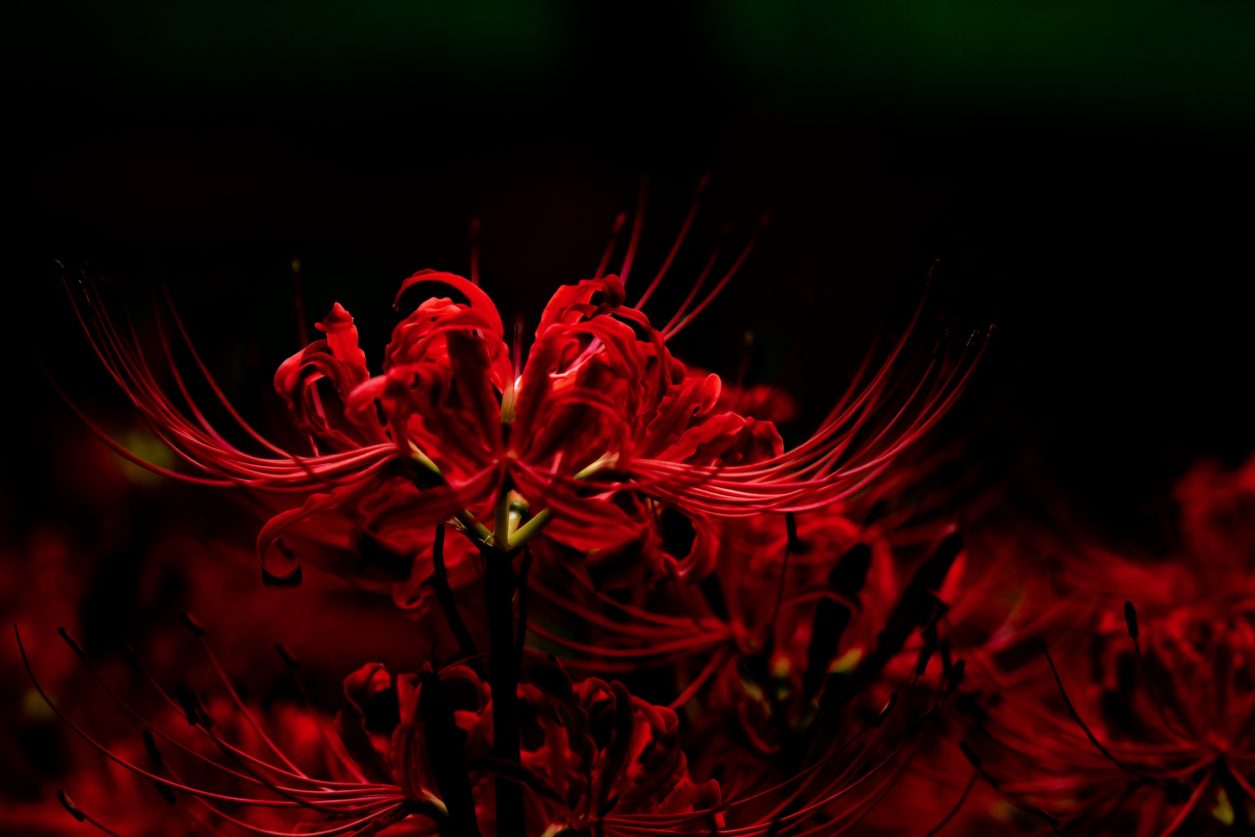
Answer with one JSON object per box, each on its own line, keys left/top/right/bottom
{"left": 68, "top": 250, "right": 977, "bottom": 595}
{"left": 342, "top": 659, "right": 723, "bottom": 835}
{"left": 963, "top": 460, "right": 1255, "bottom": 832}
{"left": 19, "top": 626, "right": 722, "bottom": 836}
{"left": 968, "top": 589, "right": 1255, "bottom": 832}
{"left": 685, "top": 507, "right": 902, "bottom": 753}
{"left": 1174, "top": 453, "right": 1255, "bottom": 574}
{"left": 16, "top": 623, "right": 422, "bottom": 835}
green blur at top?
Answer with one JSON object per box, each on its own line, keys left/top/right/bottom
{"left": 707, "top": 0, "right": 1255, "bottom": 122}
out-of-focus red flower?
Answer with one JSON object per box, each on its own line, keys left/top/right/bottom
{"left": 962, "top": 457, "right": 1255, "bottom": 833}
{"left": 2, "top": 696, "right": 325, "bottom": 836}
{"left": 1174, "top": 453, "right": 1255, "bottom": 572}
{"left": 863, "top": 735, "right": 1030, "bottom": 835}
{"left": 20, "top": 628, "right": 722, "bottom": 836}
{"left": 693, "top": 509, "right": 901, "bottom": 751}
{"left": 342, "top": 659, "right": 722, "bottom": 835}
{"left": 11, "top": 625, "right": 367, "bottom": 836}
{"left": 529, "top": 507, "right": 893, "bottom": 708}
{"left": 529, "top": 502, "right": 970, "bottom": 829}
{"left": 968, "top": 587, "right": 1255, "bottom": 833}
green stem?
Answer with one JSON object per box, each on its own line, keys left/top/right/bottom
{"left": 503, "top": 453, "right": 616, "bottom": 551}
{"left": 455, "top": 511, "right": 493, "bottom": 546}
{"left": 506, "top": 508, "right": 551, "bottom": 551}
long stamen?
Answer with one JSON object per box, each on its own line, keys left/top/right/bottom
{"left": 469, "top": 216, "right": 482, "bottom": 286}
{"left": 619, "top": 178, "right": 649, "bottom": 286}
{"left": 635, "top": 175, "right": 707, "bottom": 310}
{"left": 955, "top": 741, "right": 1061, "bottom": 831}
{"left": 59, "top": 277, "right": 393, "bottom": 492}
{"left": 663, "top": 213, "right": 768, "bottom": 340}
{"left": 595, "top": 212, "right": 628, "bottom": 279}
{"left": 922, "top": 768, "right": 978, "bottom": 837}
{"left": 1042, "top": 643, "right": 1149, "bottom": 779}
{"left": 18, "top": 624, "right": 414, "bottom": 836}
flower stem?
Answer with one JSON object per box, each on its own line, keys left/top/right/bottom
{"left": 430, "top": 523, "right": 478, "bottom": 662}
{"left": 484, "top": 542, "right": 524, "bottom": 837}
{"left": 504, "top": 453, "right": 617, "bottom": 551}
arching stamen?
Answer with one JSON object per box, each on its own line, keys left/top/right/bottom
{"left": 657, "top": 245, "right": 720, "bottom": 336}
{"left": 1156, "top": 776, "right": 1213, "bottom": 837}
{"left": 955, "top": 741, "right": 1061, "bottom": 831}
{"left": 923, "top": 768, "right": 978, "bottom": 837}
{"left": 667, "top": 647, "right": 731, "bottom": 711}
{"left": 1042, "top": 643, "right": 1149, "bottom": 779}
{"left": 161, "top": 287, "right": 298, "bottom": 458}
{"left": 59, "top": 277, "right": 394, "bottom": 492}
{"left": 469, "top": 216, "right": 482, "bottom": 286}
{"left": 53, "top": 626, "right": 294, "bottom": 795}
{"left": 20, "top": 625, "right": 417, "bottom": 837}
{"left": 664, "top": 214, "right": 769, "bottom": 340}
{"left": 594, "top": 212, "right": 628, "bottom": 279}
{"left": 635, "top": 174, "right": 708, "bottom": 310}
{"left": 619, "top": 179, "right": 649, "bottom": 286}
{"left": 184, "top": 615, "right": 311, "bottom": 778}
{"left": 117, "top": 637, "right": 399, "bottom": 797}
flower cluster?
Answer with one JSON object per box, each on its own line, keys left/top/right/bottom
{"left": 955, "top": 455, "right": 1255, "bottom": 833}
{"left": 23, "top": 204, "right": 1253, "bottom": 835}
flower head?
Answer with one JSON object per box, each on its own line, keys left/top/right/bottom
{"left": 67, "top": 222, "right": 978, "bottom": 600}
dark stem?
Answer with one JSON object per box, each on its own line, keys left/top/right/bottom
{"left": 515, "top": 548, "right": 533, "bottom": 665}
{"left": 484, "top": 545, "right": 524, "bottom": 837}
{"left": 431, "top": 523, "right": 479, "bottom": 661}
{"left": 418, "top": 670, "right": 482, "bottom": 837}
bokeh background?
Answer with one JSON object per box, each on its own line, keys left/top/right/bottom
{"left": 3, "top": 1, "right": 1255, "bottom": 827}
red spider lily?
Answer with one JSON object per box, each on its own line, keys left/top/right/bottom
{"left": 63, "top": 212, "right": 980, "bottom": 592}
{"left": 964, "top": 589, "right": 1255, "bottom": 833}
{"left": 917, "top": 523, "right": 1085, "bottom": 701}
{"left": 17, "top": 624, "right": 423, "bottom": 836}
{"left": 527, "top": 503, "right": 969, "bottom": 832}
{"left": 961, "top": 456, "right": 1255, "bottom": 833}
{"left": 18, "top": 622, "right": 727, "bottom": 836}
{"left": 532, "top": 507, "right": 963, "bottom": 719}
{"left": 849, "top": 524, "right": 1103, "bottom": 837}
{"left": 341, "top": 659, "right": 725, "bottom": 836}
{"left": 19, "top": 607, "right": 969, "bottom": 837}
{"left": 25, "top": 697, "right": 341, "bottom": 836}
{"left": 44, "top": 201, "right": 988, "bottom": 837}
{"left": 526, "top": 508, "right": 885, "bottom": 681}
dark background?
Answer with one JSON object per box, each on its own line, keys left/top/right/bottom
{"left": 5, "top": 1, "right": 1255, "bottom": 549}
